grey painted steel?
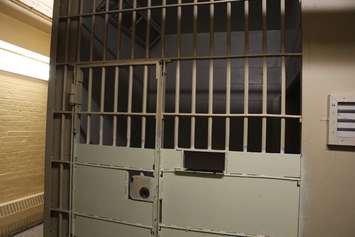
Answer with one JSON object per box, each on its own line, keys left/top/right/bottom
{"left": 73, "top": 165, "right": 153, "bottom": 227}
{"left": 75, "top": 216, "right": 151, "bottom": 237}
{"left": 76, "top": 144, "right": 155, "bottom": 170}
{"left": 160, "top": 173, "right": 299, "bottom": 237}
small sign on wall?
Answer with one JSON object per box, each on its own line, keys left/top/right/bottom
{"left": 328, "top": 95, "right": 355, "bottom": 146}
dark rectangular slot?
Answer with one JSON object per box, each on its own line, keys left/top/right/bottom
{"left": 338, "top": 102, "right": 355, "bottom": 106}
{"left": 184, "top": 151, "right": 225, "bottom": 173}
{"left": 338, "top": 119, "right": 355, "bottom": 123}
{"left": 337, "top": 128, "right": 355, "bottom": 132}
{"left": 338, "top": 109, "right": 355, "bottom": 113}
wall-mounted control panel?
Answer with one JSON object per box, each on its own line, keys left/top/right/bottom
{"left": 328, "top": 95, "right": 355, "bottom": 146}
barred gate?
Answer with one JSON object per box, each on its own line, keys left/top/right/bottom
{"left": 45, "top": 0, "right": 302, "bottom": 236}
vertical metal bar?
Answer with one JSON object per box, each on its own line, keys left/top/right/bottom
{"left": 114, "top": 0, "right": 123, "bottom": 146}
{"left": 117, "top": 0, "right": 123, "bottom": 59}
{"left": 191, "top": 0, "right": 198, "bottom": 148}
{"left": 161, "top": 0, "right": 166, "bottom": 58}
{"left": 160, "top": 0, "right": 167, "bottom": 147}
{"left": 141, "top": 0, "right": 151, "bottom": 148}
{"left": 99, "top": 67, "right": 105, "bottom": 145}
{"left": 226, "top": 1, "right": 232, "bottom": 150}
{"left": 89, "top": 0, "right": 96, "bottom": 62}
{"left": 243, "top": 1, "right": 249, "bottom": 152}
{"left": 44, "top": 0, "right": 59, "bottom": 235}
{"left": 69, "top": 0, "right": 84, "bottom": 236}
{"left": 59, "top": 65, "right": 67, "bottom": 237}
{"left": 103, "top": 0, "right": 109, "bottom": 60}
{"left": 69, "top": 67, "right": 80, "bottom": 237}
{"left": 86, "top": 69, "right": 93, "bottom": 144}
{"left": 208, "top": 0, "right": 214, "bottom": 150}
{"left": 127, "top": 67, "right": 133, "bottom": 147}
{"left": 153, "top": 61, "right": 164, "bottom": 237}
{"left": 280, "top": 0, "right": 286, "bottom": 153}
{"left": 113, "top": 67, "right": 119, "bottom": 145}
{"left": 60, "top": 1, "right": 71, "bottom": 233}
{"left": 76, "top": 0, "right": 83, "bottom": 62}
{"left": 127, "top": 0, "right": 137, "bottom": 147}
{"left": 87, "top": 0, "right": 95, "bottom": 151}
{"left": 262, "top": 0, "right": 268, "bottom": 152}
{"left": 174, "top": 0, "right": 182, "bottom": 148}
{"left": 99, "top": 1, "right": 109, "bottom": 146}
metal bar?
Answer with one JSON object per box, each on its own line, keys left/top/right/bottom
{"left": 86, "top": 68, "right": 93, "bottom": 144}
{"left": 163, "top": 113, "right": 301, "bottom": 118}
{"left": 50, "top": 208, "right": 70, "bottom": 214}
{"left": 127, "top": 65, "right": 133, "bottom": 147}
{"left": 153, "top": 61, "right": 164, "bottom": 237}
{"left": 55, "top": 111, "right": 301, "bottom": 119}
{"left": 163, "top": 169, "right": 301, "bottom": 182}
{"left": 76, "top": 0, "right": 83, "bottom": 62}
{"left": 117, "top": 0, "right": 123, "bottom": 59}
{"left": 262, "top": 0, "right": 267, "bottom": 152}
{"left": 161, "top": 0, "right": 166, "bottom": 58}
{"left": 89, "top": 0, "right": 96, "bottom": 62}
{"left": 160, "top": 0, "right": 167, "bottom": 149}
{"left": 174, "top": 0, "right": 182, "bottom": 148}
{"left": 69, "top": 66, "right": 80, "bottom": 237}
{"left": 113, "top": 0, "right": 123, "bottom": 146}
{"left": 131, "top": 0, "right": 137, "bottom": 59}
{"left": 226, "top": 1, "right": 232, "bottom": 150}
{"left": 60, "top": 2, "right": 71, "bottom": 234}
{"left": 142, "top": 0, "right": 152, "bottom": 148}
{"left": 51, "top": 160, "right": 71, "bottom": 165}
{"left": 243, "top": 0, "right": 249, "bottom": 152}
{"left": 59, "top": 0, "right": 254, "bottom": 19}
{"left": 191, "top": 0, "right": 198, "bottom": 149}
{"left": 59, "top": 53, "right": 302, "bottom": 67}
{"left": 74, "top": 212, "right": 153, "bottom": 230}
{"left": 208, "top": 0, "right": 214, "bottom": 150}
{"left": 77, "top": 59, "right": 160, "bottom": 68}
{"left": 99, "top": 67, "right": 105, "bottom": 145}
{"left": 281, "top": 0, "right": 286, "bottom": 153}
{"left": 112, "top": 67, "right": 119, "bottom": 145}
{"left": 59, "top": 65, "right": 67, "bottom": 237}
{"left": 127, "top": 0, "right": 137, "bottom": 147}
{"left": 160, "top": 224, "right": 255, "bottom": 237}
{"left": 103, "top": 0, "right": 109, "bottom": 60}
{"left": 58, "top": 111, "right": 156, "bottom": 116}
{"left": 74, "top": 161, "right": 153, "bottom": 172}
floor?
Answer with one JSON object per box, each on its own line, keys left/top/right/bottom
{"left": 13, "top": 225, "right": 43, "bottom": 237}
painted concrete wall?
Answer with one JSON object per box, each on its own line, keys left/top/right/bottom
{"left": 302, "top": 2, "right": 355, "bottom": 237}
{"left": 0, "top": 5, "right": 50, "bottom": 236}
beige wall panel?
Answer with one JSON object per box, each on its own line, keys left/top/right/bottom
{"left": 0, "top": 11, "right": 50, "bottom": 56}
{"left": 302, "top": 3, "right": 355, "bottom": 237}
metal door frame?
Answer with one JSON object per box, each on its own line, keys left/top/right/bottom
{"left": 69, "top": 59, "right": 166, "bottom": 236}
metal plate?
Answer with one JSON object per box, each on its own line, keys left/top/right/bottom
{"left": 73, "top": 165, "right": 153, "bottom": 227}
{"left": 161, "top": 173, "right": 299, "bottom": 237}
{"left": 75, "top": 216, "right": 151, "bottom": 237}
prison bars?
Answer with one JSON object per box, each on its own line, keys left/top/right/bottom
{"left": 58, "top": 0, "right": 300, "bottom": 153}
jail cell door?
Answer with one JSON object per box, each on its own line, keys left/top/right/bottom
{"left": 72, "top": 60, "right": 164, "bottom": 237}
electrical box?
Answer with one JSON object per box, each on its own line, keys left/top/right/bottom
{"left": 328, "top": 95, "right": 355, "bottom": 146}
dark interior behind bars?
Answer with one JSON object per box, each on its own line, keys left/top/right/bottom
{"left": 55, "top": 0, "right": 302, "bottom": 154}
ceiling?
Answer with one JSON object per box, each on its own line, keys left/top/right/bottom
{"left": 19, "top": 0, "right": 53, "bottom": 18}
